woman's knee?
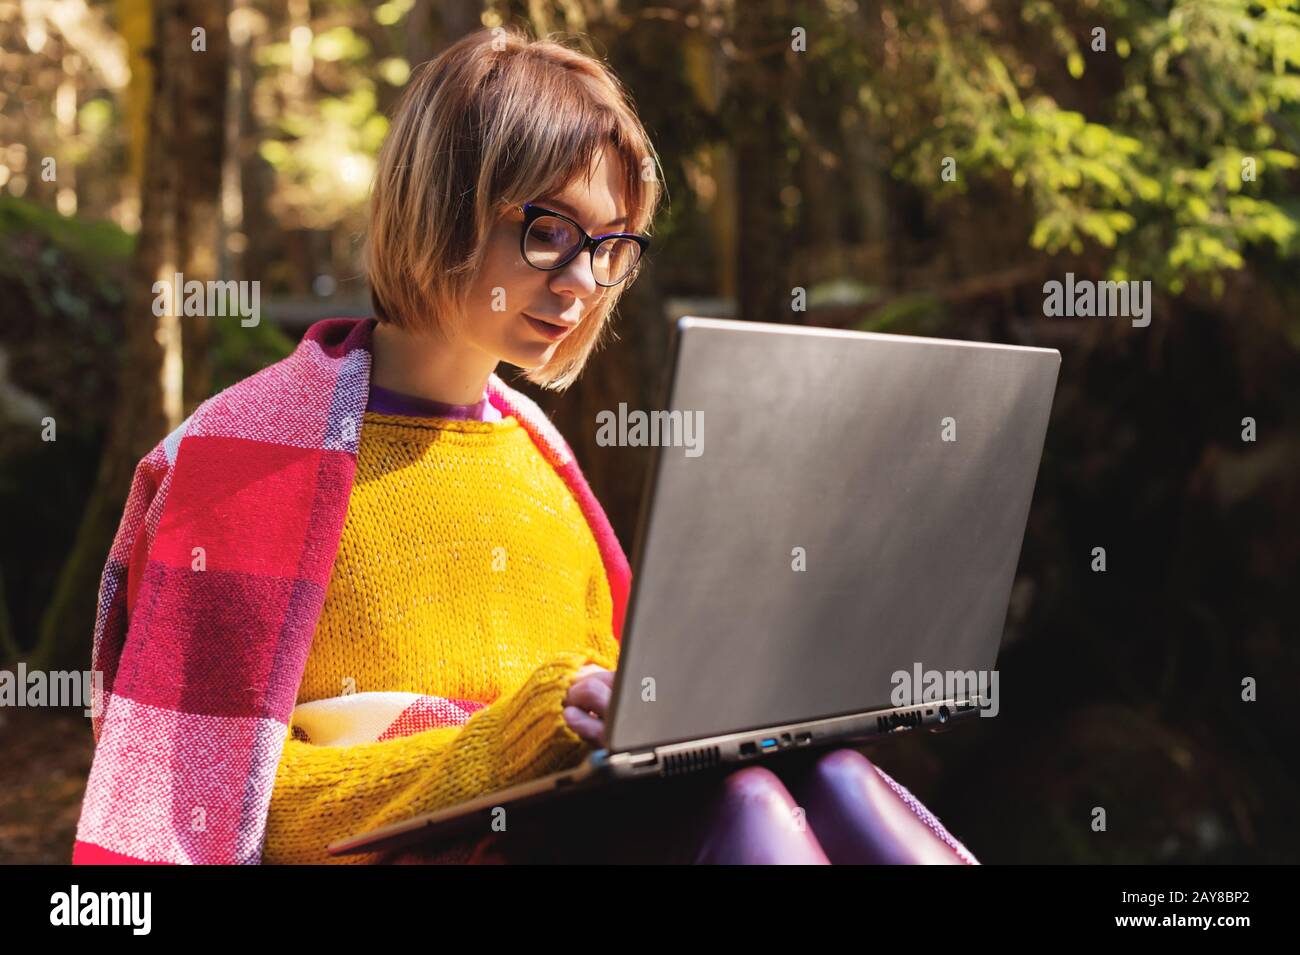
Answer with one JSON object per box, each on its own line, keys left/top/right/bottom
{"left": 793, "top": 747, "right": 973, "bottom": 864}
{"left": 798, "top": 747, "right": 914, "bottom": 824}
{"left": 718, "top": 756, "right": 873, "bottom": 823}
{"left": 695, "top": 766, "right": 828, "bottom": 864}
{"left": 782, "top": 747, "right": 877, "bottom": 818}
{"left": 807, "top": 746, "right": 877, "bottom": 787}
{"left": 722, "top": 765, "right": 793, "bottom": 799}
{"left": 717, "top": 766, "right": 803, "bottom": 822}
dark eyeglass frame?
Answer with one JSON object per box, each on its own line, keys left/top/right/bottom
{"left": 518, "top": 202, "right": 650, "bottom": 287}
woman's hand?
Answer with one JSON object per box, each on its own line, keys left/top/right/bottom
{"left": 563, "top": 664, "right": 615, "bottom": 746}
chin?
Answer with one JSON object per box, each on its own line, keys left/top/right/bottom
{"left": 502, "top": 343, "right": 556, "bottom": 371}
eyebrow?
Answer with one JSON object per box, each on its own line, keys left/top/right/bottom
{"left": 538, "top": 198, "right": 628, "bottom": 233}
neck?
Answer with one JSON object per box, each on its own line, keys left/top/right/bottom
{"left": 369, "top": 319, "right": 499, "bottom": 406}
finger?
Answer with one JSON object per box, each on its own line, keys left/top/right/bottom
{"left": 565, "top": 675, "right": 612, "bottom": 718}
{"left": 564, "top": 668, "right": 608, "bottom": 704}
{"left": 566, "top": 665, "right": 605, "bottom": 695}
{"left": 563, "top": 705, "right": 604, "bottom": 744}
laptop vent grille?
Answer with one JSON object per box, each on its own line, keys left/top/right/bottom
{"left": 661, "top": 746, "right": 721, "bottom": 777}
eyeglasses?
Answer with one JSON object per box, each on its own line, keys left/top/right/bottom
{"left": 518, "top": 202, "right": 649, "bottom": 287}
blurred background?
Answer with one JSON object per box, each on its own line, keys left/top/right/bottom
{"left": 1, "top": 0, "right": 1297, "bottom": 864}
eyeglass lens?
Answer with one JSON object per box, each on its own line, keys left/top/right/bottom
{"left": 524, "top": 214, "right": 641, "bottom": 285}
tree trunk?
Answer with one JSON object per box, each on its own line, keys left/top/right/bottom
{"left": 179, "top": 0, "right": 230, "bottom": 414}
{"left": 728, "top": 0, "right": 795, "bottom": 325}
{"left": 33, "top": 0, "right": 225, "bottom": 671}
{"left": 684, "top": 27, "right": 737, "bottom": 303}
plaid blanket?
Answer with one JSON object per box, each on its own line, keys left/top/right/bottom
{"left": 72, "top": 317, "right": 631, "bottom": 864}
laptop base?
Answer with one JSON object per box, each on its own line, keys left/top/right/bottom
{"left": 326, "top": 696, "right": 983, "bottom": 857}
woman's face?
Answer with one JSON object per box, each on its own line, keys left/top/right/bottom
{"left": 456, "top": 144, "right": 629, "bottom": 369}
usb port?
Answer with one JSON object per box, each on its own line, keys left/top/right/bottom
{"left": 760, "top": 737, "right": 779, "bottom": 751}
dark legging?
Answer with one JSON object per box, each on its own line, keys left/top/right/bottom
{"left": 384, "top": 747, "right": 979, "bottom": 864}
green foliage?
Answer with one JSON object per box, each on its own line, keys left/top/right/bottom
{"left": 856, "top": 292, "right": 950, "bottom": 337}
{"left": 0, "top": 194, "right": 295, "bottom": 430}
{"left": 256, "top": 21, "right": 394, "bottom": 229}
{"left": 0, "top": 195, "right": 133, "bottom": 265}
{"left": 0, "top": 198, "right": 133, "bottom": 657}
{"left": 860, "top": 0, "right": 1300, "bottom": 291}
{"left": 209, "top": 317, "right": 296, "bottom": 392}
{"left": 0, "top": 196, "right": 129, "bottom": 428}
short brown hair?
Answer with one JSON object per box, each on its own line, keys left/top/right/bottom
{"left": 365, "top": 26, "right": 664, "bottom": 390}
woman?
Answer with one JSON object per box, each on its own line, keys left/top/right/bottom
{"left": 73, "top": 27, "right": 976, "bottom": 865}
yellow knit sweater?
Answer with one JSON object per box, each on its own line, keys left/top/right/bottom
{"left": 261, "top": 410, "right": 621, "bottom": 864}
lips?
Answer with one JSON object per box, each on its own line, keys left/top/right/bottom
{"left": 523, "top": 313, "right": 574, "bottom": 341}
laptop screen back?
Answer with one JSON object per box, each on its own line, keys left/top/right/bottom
{"left": 606, "top": 318, "right": 1060, "bottom": 754}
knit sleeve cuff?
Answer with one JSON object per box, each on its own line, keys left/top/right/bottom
{"left": 467, "top": 650, "right": 610, "bottom": 789}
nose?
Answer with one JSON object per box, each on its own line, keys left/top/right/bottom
{"left": 549, "top": 246, "right": 599, "bottom": 300}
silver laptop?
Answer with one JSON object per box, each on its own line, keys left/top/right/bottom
{"left": 327, "top": 316, "right": 1061, "bottom": 857}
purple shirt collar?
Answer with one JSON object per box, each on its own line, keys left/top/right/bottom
{"left": 366, "top": 382, "right": 499, "bottom": 421}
